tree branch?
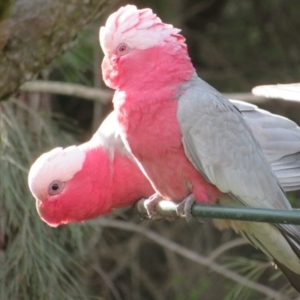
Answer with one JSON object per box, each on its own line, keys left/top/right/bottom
{"left": 252, "top": 83, "right": 300, "bottom": 102}
{"left": 20, "top": 80, "right": 112, "bottom": 103}
{"left": 96, "top": 218, "right": 287, "bottom": 299}
{"left": 208, "top": 238, "right": 248, "bottom": 261}
{"left": 0, "top": 0, "right": 117, "bottom": 101}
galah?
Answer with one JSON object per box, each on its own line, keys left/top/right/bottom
{"left": 100, "top": 5, "right": 300, "bottom": 290}
{"left": 28, "top": 112, "right": 153, "bottom": 227}
{"left": 28, "top": 101, "right": 300, "bottom": 227}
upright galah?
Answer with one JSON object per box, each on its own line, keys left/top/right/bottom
{"left": 100, "top": 5, "right": 300, "bottom": 290}
{"left": 28, "top": 102, "right": 300, "bottom": 227}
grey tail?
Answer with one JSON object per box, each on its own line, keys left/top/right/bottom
{"left": 241, "top": 224, "right": 300, "bottom": 293}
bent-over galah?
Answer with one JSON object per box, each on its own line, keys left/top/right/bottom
{"left": 100, "top": 5, "right": 300, "bottom": 291}
{"left": 28, "top": 112, "right": 153, "bottom": 227}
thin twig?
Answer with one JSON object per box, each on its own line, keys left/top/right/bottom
{"left": 208, "top": 238, "right": 248, "bottom": 262}
{"left": 96, "top": 218, "right": 288, "bottom": 300}
{"left": 226, "top": 94, "right": 268, "bottom": 103}
{"left": 132, "top": 261, "right": 165, "bottom": 300}
{"left": 109, "top": 234, "right": 144, "bottom": 280}
{"left": 93, "top": 265, "right": 123, "bottom": 300}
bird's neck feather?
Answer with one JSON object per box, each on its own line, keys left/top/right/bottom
{"left": 117, "top": 43, "right": 194, "bottom": 92}
{"left": 79, "top": 146, "right": 114, "bottom": 216}
{"left": 111, "top": 151, "right": 153, "bottom": 208}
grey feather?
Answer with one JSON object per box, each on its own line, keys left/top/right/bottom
{"left": 232, "top": 100, "right": 300, "bottom": 191}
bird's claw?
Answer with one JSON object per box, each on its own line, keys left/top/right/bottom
{"left": 176, "top": 194, "right": 195, "bottom": 222}
{"left": 144, "top": 194, "right": 164, "bottom": 220}
{"left": 176, "top": 194, "right": 206, "bottom": 223}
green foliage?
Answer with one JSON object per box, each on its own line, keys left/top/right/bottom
{"left": 175, "top": 276, "right": 212, "bottom": 300}
{"left": 0, "top": 0, "right": 13, "bottom": 20}
{"left": 222, "top": 255, "right": 297, "bottom": 300}
{"left": 223, "top": 256, "right": 266, "bottom": 300}
{"left": 287, "top": 191, "right": 300, "bottom": 208}
{"left": 0, "top": 98, "right": 100, "bottom": 299}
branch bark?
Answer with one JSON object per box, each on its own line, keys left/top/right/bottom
{"left": 252, "top": 83, "right": 300, "bottom": 102}
{"left": 0, "top": 0, "right": 117, "bottom": 101}
{"left": 20, "top": 80, "right": 112, "bottom": 103}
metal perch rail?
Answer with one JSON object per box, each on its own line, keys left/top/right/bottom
{"left": 136, "top": 199, "right": 300, "bottom": 225}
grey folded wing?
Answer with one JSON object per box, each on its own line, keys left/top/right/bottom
{"left": 177, "top": 77, "right": 291, "bottom": 210}
{"left": 232, "top": 100, "right": 300, "bottom": 191}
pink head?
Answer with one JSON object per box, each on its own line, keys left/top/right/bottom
{"left": 100, "top": 5, "right": 191, "bottom": 89}
{"left": 28, "top": 145, "right": 113, "bottom": 227}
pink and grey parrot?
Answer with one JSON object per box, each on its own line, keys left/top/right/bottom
{"left": 100, "top": 5, "right": 300, "bottom": 290}
{"left": 28, "top": 112, "right": 154, "bottom": 226}
{"left": 29, "top": 101, "right": 300, "bottom": 227}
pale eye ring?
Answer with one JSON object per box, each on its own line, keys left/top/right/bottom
{"left": 116, "top": 43, "right": 129, "bottom": 56}
{"left": 48, "top": 180, "right": 65, "bottom": 196}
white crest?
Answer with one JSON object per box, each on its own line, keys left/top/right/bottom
{"left": 28, "top": 146, "right": 85, "bottom": 198}
{"left": 100, "top": 5, "right": 183, "bottom": 54}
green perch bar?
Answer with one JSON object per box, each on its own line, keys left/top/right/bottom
{"left": 136, "top": 199, "right": 300, "bottom": 225}
{"left": 192, "top": 204, "right": 300, "bottom": 225}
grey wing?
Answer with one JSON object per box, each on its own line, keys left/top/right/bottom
{"left": 231, "top": 100, "right": 300, "bottom": 191}
{"left": 271, "top": 154, "right": 300, "bottom": 191}
{"left": 177, "top": 77, "right": 291, "bottom": 210}
{"left": 252, "top": 83, "right": 300, "bottom": 101}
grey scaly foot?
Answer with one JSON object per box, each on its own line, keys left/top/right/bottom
{"left": 176, "top": 194, "right": 207, "bottom": 223}
{"left": 176, "top": 194, "right": 195, "bottom": 222}
{"left": 144, "top": 193, "right": 165, "bottom": 219}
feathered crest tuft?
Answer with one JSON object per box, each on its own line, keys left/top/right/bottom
{"left": 100, "top": 5, "right": 186, "bottom": 54}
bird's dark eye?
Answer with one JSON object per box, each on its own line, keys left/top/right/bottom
{"left": 116, "top": 43, "right": 129, "bottom": 56}
{"left": 48, "top": 180, "right": 65, "bottom": 196}
{"left": 52, "top": 183, "right": 59, "bottom": 191}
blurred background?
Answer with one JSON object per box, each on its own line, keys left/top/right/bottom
{"left": 2, "top": 0, "right": 300, "bottom": 299}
